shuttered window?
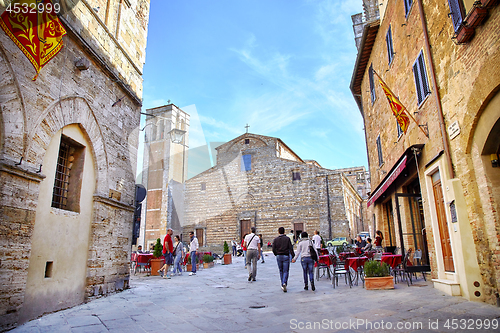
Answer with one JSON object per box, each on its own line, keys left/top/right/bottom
{"left": 404, "top": 0, "right": 413, "bottom": 17}
{"left": 448, "top": 0, "right": 464, "bottom": 32}
{"left": 386, "top": 26, "right": 395, "bottom": 65}
{"left": 376, "top": 135, "right": 384, "bottom": 167}
{"left": 412, "top": 51, "right": 431, "bottom": 105}
{"left": 369, "top": 64, "right": 376, "bottom": 104}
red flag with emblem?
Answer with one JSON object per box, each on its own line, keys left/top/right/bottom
{"left": 374, "top": 71, "right": 411, "bottom": 134}
{"left": 0, "top": 0, "right": 66, "bottom": 80}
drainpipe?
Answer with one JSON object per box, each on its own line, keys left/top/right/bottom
{"left": 416, "top": 0, "right": 455, "bottom": 179}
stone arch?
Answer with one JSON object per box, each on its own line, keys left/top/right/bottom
{"left": 0, "top": 38, "right": 27, "bottom": 158}
{"left": 26, "top": 95, "right": 109, "bottom": 194}
{"left": 224, "top": 135, "right": 269, "bottom": 153}
{"left": 237, "top": 193, "right": 254, "bottom": 204}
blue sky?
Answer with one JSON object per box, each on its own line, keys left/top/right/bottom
{"left": 139, "top": 0, "right": 366, "bottom": 179}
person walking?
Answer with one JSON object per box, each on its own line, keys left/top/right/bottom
{"left": 158, "top": 229, "right": 173, "bottom": 278}
{"left": 241, "top": 234, "right": 248, "bottom": 268}
{"left": 374, "top": 230, "right": 384, "bottom": 249}
{"left": 258, "top": 234, "right": 265, "bottom": 263}
{"left": 172, "top": 235, "right": 184, "bottom": 276}
{"left": 292, "top": 231, "right": 318, "bottom": 291}
{"left": 272, "top": 227, "right": 295, "bottom": 292}
{"left": 312, "top": 230, "right": 322, "bottom": 253}
{"left": 189, "top": 231, "right": 198, "bottom": 276}
{"left": 244, "top": 227, "right": 261, "bottom": 282}
{"left": 231, "top": 238, "right": 237, "bottom": 256}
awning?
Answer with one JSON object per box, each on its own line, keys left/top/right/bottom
{"left": 367, "top": 156, "right": 407, "bottom": 207}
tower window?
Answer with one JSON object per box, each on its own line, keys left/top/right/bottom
{"left": 245, "top": 139, "right": 250, "bottom": 144}
{"left": 292, "top": 171, "right": 301, "bottom": 181}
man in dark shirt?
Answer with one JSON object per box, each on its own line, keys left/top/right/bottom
{"left": 272, "top": 227, "right": 295, "bottom": 292}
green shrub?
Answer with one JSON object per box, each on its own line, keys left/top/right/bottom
{"left": 203, "top": 254, "right": 214, "bottom": 263}
{"left": 223, "top": 241, "right": 230, "bottom": 254}
{"left": 153, "top": 238, "right": 163, "bottom": 258}
{"left": 364, "top": 260, "right": 390, "bottom": 277}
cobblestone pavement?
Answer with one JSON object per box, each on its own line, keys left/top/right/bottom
{"left": 12, "top": 252, "right": 500, "bottom": 333}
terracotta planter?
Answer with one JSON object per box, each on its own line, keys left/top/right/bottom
{"left": 203, "top": 262, "right": 214, "bottom": 269}
{"left": 150, "top": 258, "right": 164, "bottom": 276}
{"left": 365, "top": 276, "right": 395, "bottom": 290}
{"left": 466, "top": 6, "right": 488, "bottom": 28}
{"left": 223, "top": 253, "right": 232, "bottom": 265}
{"left": 186, "top": 263, "right": 199, "bottom": 272}
{"left": 456, "top": 25, "right": 475, "bottom": 43}
{"left": 480, "top": 0, "right": 498, "bottom": 9}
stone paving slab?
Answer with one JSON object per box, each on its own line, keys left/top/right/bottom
{"left": 11, "top": 252, "right": 500, "bottom": 332}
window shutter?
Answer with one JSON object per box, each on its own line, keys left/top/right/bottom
{"left": 369, "top": 65, "right": 376, "bottom": 103}
{"left": 413, "top": 52, "right": 431, "bottom": 105}
{"left": 404, "top": 0, "right": 413, "bottom": 17}
{"left": 448, "top": 0, "right": 463, "bottom": 32}
{"left": 376, "top": 136, "right": 383, "bottom": 166}
{"left": 413, "top": 62, "right": 423, "bottom": 104}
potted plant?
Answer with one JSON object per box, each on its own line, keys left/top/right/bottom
{"left": 223, "top": 241, "right": 232, "bottom": 265}
{"left": 150, "top": 238, "right": 164, "bottom": 276}
{"left": 364, "top": 260, "right": 394, "bottom": 290}
{"left": 203, "top": 254, "right": 214, "bottom": 268}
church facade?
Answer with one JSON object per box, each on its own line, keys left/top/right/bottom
{"left": 183, "top": 133, "right": 365, "bottom": 249}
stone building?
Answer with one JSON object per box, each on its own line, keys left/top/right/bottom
{"left": 0, "top": 0, "right": 150, "bottom": 329}
{"left": 139, "top": 104, "right": 189, "bottom": 250}
{"left": 183, "top": 133, "right": 365, "bottom": 250}
{"left": 350, "top": 0, "right": 500, "bottom": 304}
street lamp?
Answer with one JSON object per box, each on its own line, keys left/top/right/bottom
{"left": 168, "top": 128, "right": 187, "bottom": 144}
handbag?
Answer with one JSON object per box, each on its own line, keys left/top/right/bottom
{"left": 309, "top": 240, "right": 318, "bottom": 262}
{"left": 172, "top": 243, "right": 180, "bottom": 256}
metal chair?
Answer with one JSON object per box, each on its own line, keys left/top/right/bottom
{"left": 331, "top": 256, "right": 351, "bottom": 288}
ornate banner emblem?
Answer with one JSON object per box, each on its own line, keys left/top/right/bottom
{"left": 0, "top": 0, "right": 67, "bottom": 80}
{"left": 375, "top": 72, "right": 410, "bottom": 134}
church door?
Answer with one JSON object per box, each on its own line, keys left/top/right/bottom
{"left": 240, "top": 219, "right": 251, "bottom": 241}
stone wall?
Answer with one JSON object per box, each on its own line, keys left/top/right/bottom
{"left": 0, "top": 0, "right": 150, "bottom": 329}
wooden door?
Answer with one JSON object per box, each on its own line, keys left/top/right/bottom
{"left": 240, "top": 219, "right": 251, "bottom": 241}
{"left": 294, "top": 223, "right": 303, "bottom": 240}
{"left": 432, "top": 173, "right": 454, "bottom": 272}
{"left": 196, "top": 229, "right": 204, "bottom": 247}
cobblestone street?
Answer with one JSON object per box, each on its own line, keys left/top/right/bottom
{"left": 12, "top": 252, "right": 500, "bottom": 333}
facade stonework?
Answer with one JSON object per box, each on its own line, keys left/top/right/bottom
{"left": 183, "top": 133, "right": 366, "bottom": 251}
{"left": 0, "top": 0, "right": 150, "bottom": 329}
{"left": 351, "top": 0, "right": 499, "bottom": 304}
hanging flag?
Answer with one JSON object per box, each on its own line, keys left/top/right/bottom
{"left": 374, "top": 71, "right": 411, "bottom": 134}
{"left": 0, "top": 0, "right": 67, "bottom": 80}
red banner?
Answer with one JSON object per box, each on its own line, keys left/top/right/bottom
{"left": 0, "top": 0, "right": 66, "bottom": 80}
{"left": 375, "top": 72, "right": 411, "bottom": 134}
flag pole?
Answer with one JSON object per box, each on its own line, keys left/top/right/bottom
{"left": 373, "top": 70, "right": 429, "bottom": 138}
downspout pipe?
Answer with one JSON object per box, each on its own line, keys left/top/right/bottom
{"left": 417, "top": 0, "right": 455, "bottom": 178}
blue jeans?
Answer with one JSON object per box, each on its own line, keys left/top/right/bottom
{"left": 276, "top": 255, "right": 290, "bottom": 286}
{"left": 174, "top": 254, "right": 182, "bottom": 274}
{"left": 190, "top": 251, "right": 197, "bottom": 273}
{"left": 301, "top": 256, "right": 314, "bottom": 284}
{"left": 232, "top": 246, "right": 236, "bottom": 256}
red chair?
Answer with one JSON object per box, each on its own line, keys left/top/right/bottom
{"left": 134, "top": 254, "right": 152, "bottom": 275}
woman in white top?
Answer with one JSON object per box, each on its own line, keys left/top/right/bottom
{"left": 292, "top": 231, "right": 318, "bottom": 291}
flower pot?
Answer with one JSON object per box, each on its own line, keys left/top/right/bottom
{"left": 466, "top": 6, "right": 488, "bottom": 28}
{"left": 456, "top": 25, "right": 475, "bottom": 43}
{"left": 365, "top": 276, "right": 395, "bottom": 290}
{"left": 223, "top": 253, "right": 232, "bottom": 265}
{"left": 480, "top": 0, "right": 498, "bottom": 9}
{"left": 186, "top": 263, "right": 199, "bottom": 271}
{"left": 150, "top": 258, "right": 164, "bottom": 276}
{"left": 203, "top": 262, "right": 214, "bottom": 269}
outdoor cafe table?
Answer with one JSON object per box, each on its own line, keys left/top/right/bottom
{"left": 134, "top": 253, "right": 154, "bottom": 274}
{"left": 345, "top": 256, "right": 368, "bottom": 285}
{"left": 315, "top": 255, "right": 333, "bottom": 280}
{"left": 381, "top": 254, "right": 402, "bottom": 269}
{"left": 338, "top": 252, "right": 355, "bottom": 261}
